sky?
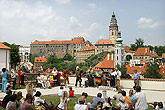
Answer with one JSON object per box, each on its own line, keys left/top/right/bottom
{"left": 0, "top": 0, "right": 164, "bottom": 46}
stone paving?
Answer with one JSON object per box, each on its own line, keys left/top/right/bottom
{"left": 0, "top": 85, "right": 165, "bottom": 103}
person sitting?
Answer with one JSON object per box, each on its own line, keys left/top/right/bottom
{"left": 96, "top": 101, "right": 103, "bottom": 110}
{"left": 74, "top": 97, "right": 88, "bottom": 110}
{"left": 6, "top": 94, "right": 17, "bottom": 110}
{"left": 128, "top": 89, "right": 135, "bottom": 107}
{"left": 16, "top": 91, "right": 24, "bottom": 109}
{"left": 113, "top": 89, "right": 122, "bottom": 105}
{"left": 116, "top": 96, "right": 129, "bottom": 110}
{"left": 34, "top": 91, "right": 48, "bottom": 109}
{"left": 91, "top": 93, "right": 105, "bottom": 109}
{"left": 37, "top": 73, "right": 42, "bottom": 88}
{"left": 2, "top": 90, "right": 12, "bottom": 108}
{"left": 26, "top": 82, "right": 36, "bottom": 96}
{"left": 58, "top": 91, "right": 70, "bottom": 110}
{"left": 121, "top": 90, "right": 133, "bottom": 109}
{"left": 81, "top": 92, "right": 88, "bottom": 104}
{"left": 155, "top": 102, "right": 165, "bottom": 110}
{"left": 58, "top": 86, "right": 64, "bottom": 97}
{"left": 69, "top": 87, "right": 74, "bottom": 97}
{"left": 19, "top": 93, "right": 34, "bottom": 110}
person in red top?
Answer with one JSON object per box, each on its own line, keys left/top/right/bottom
{"left": 57, "top": 71, "right": 61, "bottom": 86}
{"left": 69, "top": 87, "right": 74, "bottom": 97}
{"left": 18, "top": 70, "right": 21, "bottom": 87}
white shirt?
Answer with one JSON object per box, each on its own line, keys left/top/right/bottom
{"left": 58, "top": 98, "right": 70, "bottom": 109}
{"left": 52, "top": 70, "right": 58, "bottom": 75}
{"left": 74, "top": 104, "right": 87, "bottom": 110}
{"left": 58, "top": 89, "right": 63, "bottom": 96}
{"left": 132, "top": 91, "right": 148, "bottom": 110}
{"left": 34, "top": 96, "right": 45, "bottom": 106}
{"left": 37, "top": 76, "right": 42, "bottom": 83}
{"left": 116, "top": 70, "right": 121, "bottom": 80}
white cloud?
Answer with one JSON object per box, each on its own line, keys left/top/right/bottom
{"left": 0, "top": 0, "right": 103, "bottom": 45}
{"left": 88, "top": 3, "right": 96, "bottom": 8}
{"left": 137, "top": 17, "right": 164, "bottom": 29}
{"left": 53, "top": 0, "right": 71, "bottom": 4}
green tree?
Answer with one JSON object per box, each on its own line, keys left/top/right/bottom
{"left": 144, "top": 60, "right": 162, "bottom": 79}
{"left": 29, "top": 53, "right": 38, "bottom": 64}
{"left": 154, "top": 46, "right": 165, "bottom": 56}
{"left": 63, "top": 53, "right": 74, "bottom": 61}
{"left": 3, "top": 42, "right": 20, "bottom": 68}
{"left": 135, "top": 38, "right": 144, "bottom": 48}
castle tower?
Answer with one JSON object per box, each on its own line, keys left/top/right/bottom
{"left": 109, "top": 12, "right": 119, "bottom": 44}
{"left": 115, "top": 31, "right": 124, "bottom": 67}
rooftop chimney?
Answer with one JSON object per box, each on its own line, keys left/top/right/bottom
{"left": 145, "top": 48, "right": 147, "bottom": 53}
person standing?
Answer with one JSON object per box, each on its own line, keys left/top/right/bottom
{"left": 62, "top": 68, "right": 70, "bottom": 87}
{"left": 75, "top": 66, "right": 82, "bottom": 87}
{"left": 133, "top": 70, "right": 140, "bottom": 88}
{"left": 11, "top": 69, "right": 17, "bottom": 90}
{"left": 1, "top": 68, "right": 8, "bottom": 92}
{"left": 115, "top": 68, "right": 121, "bottom": 90}
{"left": 20, "top": 69, "right": 25, "bottom": 86}
{"left": 132, "top": 86, "right": 148, "bottom": 110}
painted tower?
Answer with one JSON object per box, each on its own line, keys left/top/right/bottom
{"left": 115, "top": 31, "right": 124, "bottom": 67}
{"left": 109, "top": 12, "right": 119, "bottom": 44}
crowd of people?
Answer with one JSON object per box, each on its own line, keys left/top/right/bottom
{"left": 1, "top": 66, "right": 165, "bottom": 110}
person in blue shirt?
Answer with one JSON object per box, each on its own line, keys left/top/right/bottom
{"left": 91, "top": 93, "right": 105, "bottom": 109}
{"left": 133, "top": 70, "right": 140, "bottom": 87}
{"left": 1, "top": 68, "right": 8, "bottom": 92}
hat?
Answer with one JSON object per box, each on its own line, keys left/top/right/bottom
{"left": 103, "top": 103, "right": 111, "bottom": 108}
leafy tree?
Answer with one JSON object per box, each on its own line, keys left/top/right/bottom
{"left": 3, "top": 42, "right": 20, "bottom": 68}
{"left": 63, "top": 53, "right": 74, "bottom": 61}
{"left": 135, "top": 38, "right": 144, "bottom": 48}
{"left": 154, "top": 46, "right": 165, "bottom": 56}
{"left": 29, "top": 53, "right": 38, "bottom": 64}
{"left": 144, "top": 60, "right": 162, "bottom": 79}
{"left": 116, "top": 64, "right": 127, "bottom": 75}
{"left": 130, "top": 44, "right": 137, "bottom": 51}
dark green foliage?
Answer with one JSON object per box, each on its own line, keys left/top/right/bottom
{"left": 154, "top": 46, "right": 165, "bottom": 56}
{"left": 144, "top": 60, "right": 162, "bottom": 79}
{"left": 3, "top": 42, "right": 20, "bottom": 68}
{"left": 63, "top": 53, "right": 74, "bottom": 61}
{"left": 29, "top": 53, "right": 38, "bottom": 64}
{"left": 130, "top": 38, "right": 144, "bottom": 51}
{"left": 85, "top": 51, "right": 113, "bottom": 68}
{"left": 116, "top": 64, "right": 127, "bottom": 75}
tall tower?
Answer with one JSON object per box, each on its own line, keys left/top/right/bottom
{"left": 115, "top": 31, "right": 124, "bottom": 67}
{"left": 109, "top": 12, "right": 119, "bottom": 44}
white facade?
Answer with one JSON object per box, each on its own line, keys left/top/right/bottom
{"left": 19, "top": 46, "right": 30, "bottom": 63}
{"left": 0, "top": 49, "right": 10, "bottom": 71}
{"left": 130, "top": 59, "right": 141, "bottom": 67}
{"left": 115, "top": 46, "right": 124, "bottom": 67}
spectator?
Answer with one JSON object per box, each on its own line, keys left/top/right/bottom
{"left": 37, "top": 73, "right": 43, "bottom": 88}
{"left": 132, "top": 86, "right": 148, "bottom": 110}
{"left": 19, "top": 93, "right": 34, "bottom": 110}
{"left": 1, "top": 68, "right": 8, "bottom": 92}
{"left": 20, "top": 69, "right": 25, "bottom": 86}
{"left": 115, "top": 68, "right": 121, "bottom": 90}
{"left": 74, "top": 97, "right": 88, "bottom": 110}
{"left": 155, "top": 102, "right": 165, "bottom": 110}
{"left": 133, "top": 70, "right": 140, "bottom": 88}
{"left": 26, "top": 83, "right": 36, "bottom": 96}
{"left": 34, "top": 91, "right": 48, "bottom": 109}
{"left": 91, "top": 93, "right": 105, "bottom": 109}
{"left": 58, "top": 86, "right": 64, "bottom": 97}
{"left": 6, "top": 94, "right": 17, "bottom": 110}
{"left": 121, "top": 90, "right": 133, "bottom": 109}
{"left": 58, "top": 91, "right": 70, "bottom": 110}
{"left": 96, "top": 101, "right": 103, "bottom": 110}
{"left": 81, "top": 92, "right": 88, "bottom": 104}
{"left": 113, "top": 89, "right": 122, "bottom": 105}
{"left": 57, "top": 71, "right": 61, "bottom": 86}
{"left": 16, "top": 91, "right": 24, "bottom": 109}
{"left": 69, "top": 87, "right": 74, "bottom": 97}
{"left": 128, "top": 89, "right": 135, "bottom": 107}
{"left": 2, "top": 90, "right": 12, "bottom": 108}
{"left": 116, "top": 96, "right": 129, "bottom": 110}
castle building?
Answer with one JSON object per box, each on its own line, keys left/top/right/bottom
{"left": 114, "top": 32, "right": 124, "bottom": 67}
{"left": 30, "top": 37, "right": 92, "bottom": 59}
{"left": 95, "top": 39, "right": 114, "bottom": 55}
{"left": 109, "top": 12, "right": 119, "bottom": 44}
{"left": 76, "top": 46, "right": 95, "bottom": 64}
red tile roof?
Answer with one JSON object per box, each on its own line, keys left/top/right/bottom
{"left": 34, "top": 57, "right": 47, "bottom": 63}
{"left": 124, "top": 46, "right": 135, "bottom": 53}
{"left": 95, "top": 39, "right": 114, "bottom": 45}
{"left": 126, "top": 64, "right": 147, "bottom": 74}
{"left": 31, "top": 37, "right": 90, "bottom": 45}
{"left": 93, "top": 54, "right": 115, "bottom": 70}
{"left": 162, "top": 53, "right": 165, "bottom": 58}
{"left": 79, "top": 46, "right": 95, "bottom": 52}
{"left": 0, "top": 42, "right": 11, "bottom": 50}
{"left": 134, "top": 47, "right": 158, "bottom": 57}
